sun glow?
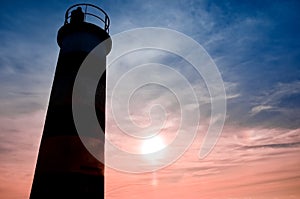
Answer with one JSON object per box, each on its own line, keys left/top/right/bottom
{"left": 141, "top": 136, "right": 165, "bottom": 154}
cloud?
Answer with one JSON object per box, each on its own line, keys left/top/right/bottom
{"left": 246, "top": 81, "right": 300, "bottom": 128}
{"left": 0, "top": 111, "right": 45, "bottom": 199}
{"left": 102, "top": 0, "right": 300, "bottom": 131}
{"left": 242, "top": 141, "right": 300, "bottom": 149}
{"left": 250, "top": 105, "right": 273, "bottom": 115}
{"left": 0, "top": 12, "right": 61, "bottom": 117}
{"left": 253, "top": 81, "right": 300, "bottom": 108}
{"left": 1, "top": 0, "right": 300, "bottom": 198}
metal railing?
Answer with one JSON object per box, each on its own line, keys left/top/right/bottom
{"left": 64, "top": 3, "right": 110, "bottom": 33}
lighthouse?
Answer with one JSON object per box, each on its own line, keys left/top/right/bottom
{"left": 30, "top": 4, "right": 111, "bottom": 198}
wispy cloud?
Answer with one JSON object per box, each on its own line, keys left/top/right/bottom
{"left": 1, "top": 0, "right": 300, "bottom": 198}
{"left": 250, "top": 105, "right": 273, "bottom": 115}
{"left": 247, "top": 81, "right": 300, "bottom": 128}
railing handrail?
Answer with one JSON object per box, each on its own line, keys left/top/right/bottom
{"left": 64, "top": 3, "right": 110, "bottom": 33}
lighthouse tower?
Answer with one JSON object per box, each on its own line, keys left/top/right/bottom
{"left": 30, "top": 4, "right": 111, "bottom": 198}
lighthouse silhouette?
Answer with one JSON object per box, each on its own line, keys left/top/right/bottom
{"left": 30, "top": 4, "right": 111, "bottom": 198}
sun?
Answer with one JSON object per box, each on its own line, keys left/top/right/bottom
{"left": 141, "top": 136, "right": 165, "bottom": 154}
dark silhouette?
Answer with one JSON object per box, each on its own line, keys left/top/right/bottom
{"left": 29, "top": 4, "right": 111, "bottom": 199}
{"left": 70, "top": 7, "right": 84, "bottom": 23}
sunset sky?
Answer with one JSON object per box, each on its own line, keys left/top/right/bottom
{"left": 1, "top": 0, "right": 300, "bottom": 198}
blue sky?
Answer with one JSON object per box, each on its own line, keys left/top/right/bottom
{"left": 0, "top": 0, "right": 300, "bottom": 198}
{"left": 1, "top": 0, "right": 299, "bottom": 128}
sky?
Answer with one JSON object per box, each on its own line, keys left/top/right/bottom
{"left": 0, "top": 0, "right": 300, "bottom": 198}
